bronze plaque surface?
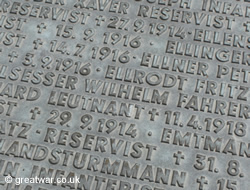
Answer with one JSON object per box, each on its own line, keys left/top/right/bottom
{"left": 0, "top": 0, "right": 249, "bottom": 189}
